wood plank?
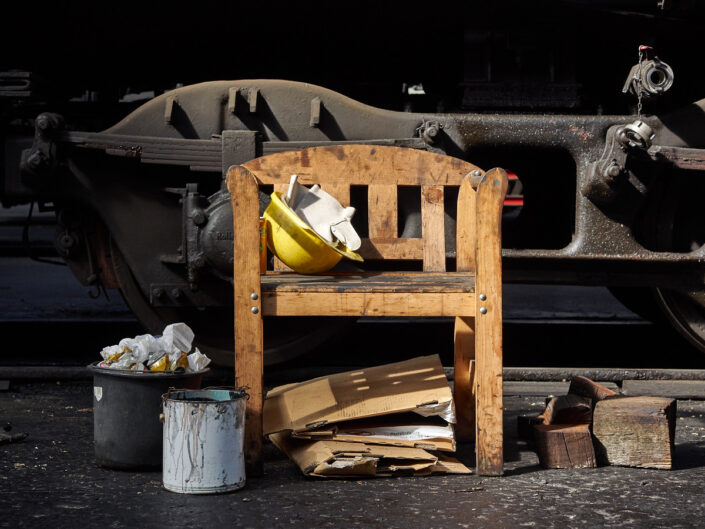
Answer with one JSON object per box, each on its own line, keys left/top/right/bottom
{"left": 325, "top": 183, "right": 350, "bottom": 207}
{"left": 241, "top": 144, "right": 482, "bottom": 186}
{"left": 421, "top": 185, "right": 445, "bottom": 272}
{"left": 271, "top": 183, "right": 291, "bottom": 271}
{"left": 534, "top": 424, "right": 597, "bottom": 469}
{"left": 262, "top": 291, "right": 475, "bottom": 317}
{"left": 228, "top": 165, "right": 265, "bottom": 476}
{"left": 456, "top": 174, "right": 477, "bottom": 272}
{"left": 593, "top": 396, "right": 676, "bottom": 469}
{"left": 454, "top": 318, "right": 476, "bottom": 442}
{"left": 568, "top": 375, "right": 618, "bottom": 402}
{"left": 474, "top": 167, "right": 508, "bottom": 476}
{"left": 368, "top": 185, "right": 398, "bottom": 239}
{"left": 358, "top": 238, "right": 423, "bottom": 260}
{"left": 261, "top": 272, "right": 475, "bottom": 293}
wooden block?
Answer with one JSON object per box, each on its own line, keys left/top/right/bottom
{"left": 592, "top": 396, "right": 676, "bottom": 469}
{"left": 568, "top": 376, "right": 618, "bottom": 402}
{"left": 542, "top": 394, "right": 592, "bottom": 425}
{"left": 533, "top": 424, "right": 597, "bottom": 469}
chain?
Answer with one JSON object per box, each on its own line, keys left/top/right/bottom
{"left": 636, "top": 47, "right": 645, "bottom": 119}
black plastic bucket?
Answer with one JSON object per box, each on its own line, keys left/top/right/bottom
{"left": 88, "top": 362, "right": 208, "bottom": 469}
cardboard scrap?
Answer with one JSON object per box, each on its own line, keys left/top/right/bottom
{"left": 270, "top": 432, "right": 470, "bottom": 478}
{"left": 292, "top": 414, "right": 455, "bottom": 452}
{"left": 263, "top": 355, "right": 455, "bottom": 435}
{"left": 264, "top": 355, "right": 469, "bottom": 477}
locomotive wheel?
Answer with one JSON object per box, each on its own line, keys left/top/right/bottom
{"left": 641, "top": 170, "right": 705, "bottom": 353}
{"left": 109, "top": 237, "right": 349, "bottom": 366}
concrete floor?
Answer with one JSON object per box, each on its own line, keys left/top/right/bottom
{"left": 3, "top": 381, "right": 705, "bottom": 529}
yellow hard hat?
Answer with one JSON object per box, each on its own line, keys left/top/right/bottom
{"left": 263, "top": 191, "right": 363, "bottom": 274}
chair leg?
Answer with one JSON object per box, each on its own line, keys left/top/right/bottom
{"left": 453, "top": 316, "right": 476, "bottom": 443}
{"left": 475, "top": 307, "right": 504, "bottom": 476}
{"left": 235, "top": 310, "right": 264, "bottom": 476}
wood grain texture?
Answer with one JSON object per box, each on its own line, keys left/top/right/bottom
{"left": 568, "top": 376, "right": 618, "bottom": 402}
{"left": 534, "top": 424, "right": 597, "bottom": 469}
{"left": 262, "top": 291, "right": 475, "bottom": 317}
{"left": 325, "top": 183, "right": 350, "bottom": 207}
{"left": 368, "top": 185, "right": 398, "bottom": 239}
{"left": 421, "top": 185, "right": 446, "bottom": 272}
{"left": 474, "top": 167, "right": 508, "bottom": 476}
{"left": 593, "top": 396, "right": 676, "bottom": 469}
{"left": 456, "top": 175, "right": 477, "bottom": 272}
{"left": 454, "top": 318, "right": 476, "bottom": 442}
{"left": 228, "top": 165, "right": 265, "bottom": 476}
{"left": 261, "top": 272, "right": 475, "bottom": 293}
{"left": 272, "top": 183, "right": 292, "bottom": 271}
{"left": 454, "top": 175, "right": 478, "bottom": 442}
{"left": 358, "top": 238, "right": 423, "bottom": 260}
{"left": 542, "top": 394, "right": 592, "bottom": 425}
{"left": 241, "top": 144, "right": 481, "bottom": 186}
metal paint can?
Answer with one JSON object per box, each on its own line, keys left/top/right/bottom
{"left": 162, "top": 388, "right": 248, "bottom": 494}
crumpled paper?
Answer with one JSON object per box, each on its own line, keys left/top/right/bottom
{"left": 97, "top": 322, "right": 210, "bottom": 373}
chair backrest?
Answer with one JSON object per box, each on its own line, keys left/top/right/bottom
{"left": 239, "top": 144, "right": 493, "bottom": 273}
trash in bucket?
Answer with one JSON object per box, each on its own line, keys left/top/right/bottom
{"left": 162, "top": 388, "right": 248, "bottom": 494}
{"left": 96, "top": 322, "right": 211, "bottom": 372}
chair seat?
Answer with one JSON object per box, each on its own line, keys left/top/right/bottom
{"left": 260, "top": 272, "right": 476, "bottom": 317}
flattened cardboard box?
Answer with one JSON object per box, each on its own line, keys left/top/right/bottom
{"left": 293, "top": 417, "right": 456, "bottom": 452}
{"left": 263, "top": 355, "right": 456, "bottom": 437}
{"left": 270, "top": 432, "right": 471, "bottom": 477}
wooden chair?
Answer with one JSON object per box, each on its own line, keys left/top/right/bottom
{"left": 227, "top": 145, "right": 508, "bottom": 476}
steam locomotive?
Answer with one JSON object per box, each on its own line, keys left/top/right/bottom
{"left": 4, "top": 1, "right": 705, "bottom": 364}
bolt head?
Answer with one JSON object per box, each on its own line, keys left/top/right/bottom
{"left": 471, "top": 170, "right": 482, "bottom": 177}
{"left": 479, "top": 293, "right": 487, "bottom": 301}
{"left": 605, "top": 163, "right": 622, "bottom": 179}
{"left": 192, "top": 210, "right": 207, "bottom": 226}
{"left": 152, "top": 288, "right": 164, "bottom": 298}
{"left": 480, "top": 307, "right": 487, "bottom": 315}
{"left": 171, "top": 288, "right": 182, "bottom": 299}
{"left": 250, "top": 293, "right": 259, "bottom": 300}
{"left": 251, "top": 306, "right": 259, "bottom": 314}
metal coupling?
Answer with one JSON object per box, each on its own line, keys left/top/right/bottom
{"left": 617, "top": 120, "right": 655, "bottom": 150}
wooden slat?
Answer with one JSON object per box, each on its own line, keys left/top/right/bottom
{"left": 261, "top": 272, "right": 475, "bottom": 293}
{"left": 325, "top": 183, "right": 350, "bottom": 206}
{"left": 358, "top": 238, "right": 423, "bottom": 260}
{"left": 454, "top": 318, "right": 476, "bottom": 442}
{"left": 241, "top": 144, "right": 481, "bottom": 186}
{"left": 474, "top": 167, "right": 508, "bottom": 476}
{"left": 271, "top": 183, "right": 292, "bottom": 271}
{"left": 421, "top": 185, "right": 446, "bottom": 272}
{"left": 456, "top": 175, "right": 477, "bottom": 272}
{"left": 262, "top": 291, "right": 475, "bottom": 317}
{"left": 228, "top": 166, "right": 265, "bottom": 476}
{"left": 368, "top": 185, "right": 398, "bottom": 239}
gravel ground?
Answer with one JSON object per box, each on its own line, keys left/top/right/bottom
{"left": 3, "top": 381, "right": 705, "bottom": 529}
